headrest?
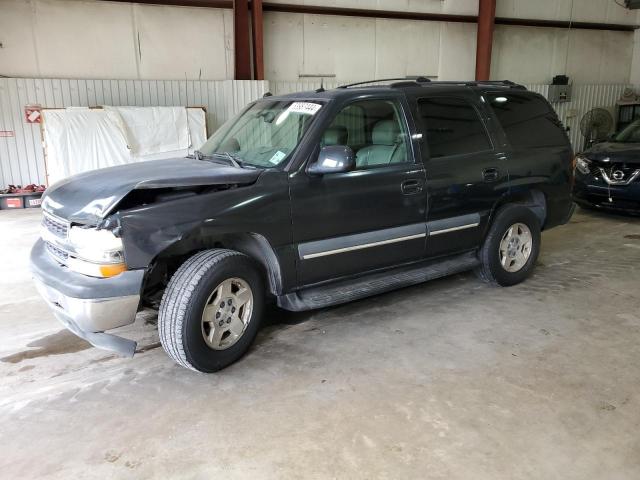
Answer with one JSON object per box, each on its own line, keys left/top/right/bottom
{"left": 372, "top": 120, "right": 400, "bottom": 145}
{"left": 322, "top": 126, "right": 348, "bottom": 146}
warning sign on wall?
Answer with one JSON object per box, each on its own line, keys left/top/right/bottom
{"left": 25, "top": 105, "right": 42, "bottom": 124}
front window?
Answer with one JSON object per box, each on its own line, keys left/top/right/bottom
{"left": 198, "top": 99, "right": 323, "bottom": 167}
{"left": 613, "top": 119, "right": 640, "bottom": 143}
{"left": 321, "top": 99, "right": 412, "bottom": 169}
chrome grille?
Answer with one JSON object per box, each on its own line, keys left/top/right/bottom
{"left": 45, "top": 241, "right": 69, "bottom": 264}
{"left": 598, "top": 164, "right": 640, "bottom": 186}
{"left": 42, "top": 213, "right": 69, "bottom": 239}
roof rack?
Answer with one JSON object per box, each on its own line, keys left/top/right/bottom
{"left": 336, "top": 78, "right": 526, "bottom": 90}
{"left": 337, "top": 76, "right": 431, "bottom": 88}
{"left": 423, "top": 80, "right": 526, "bottom": 89}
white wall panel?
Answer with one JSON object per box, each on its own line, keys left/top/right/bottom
{"left": 264, "top": 12, "right": 305, "bottom": 81}
{"left": 134, "top": 4, "right": 232, "bottom": 80}
{"left": 0, "top": 78, "right": 267, "bottom": 186}
{"left": 374, "top": 19, "right": 440, "bottom": 78}
{"left": 0, "top": 0, "right": 232, "bottom": 81}
{"left": 302, "top": 15, "right": 377, "bottom": 79}
{"left": 1, "top": 0, "right": 638, "bottom": 87}
{"left": 492, "top": 26, "right": 634, "bottom": 84}
{"left": 0, "top": 0, "right": 40, "bottom": 78}
{"left": 497, "top": 0, "right": 640, "bottom": 24}
{"left": 438, "top": 22, "right": 477, "bottom": 81}
{"left": 33, "top": 0, "right": 139, "bottom": 79}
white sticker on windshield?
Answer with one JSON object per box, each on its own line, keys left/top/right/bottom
{"left": 269, "top": 150, "right": 287, "bottom": 164}
{"left": 287, "top": 102, "right": 322, "bottom": 115}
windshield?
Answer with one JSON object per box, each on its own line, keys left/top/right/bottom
{"left": 197, "top": 99, "right": 323, "bottom": 167}
{"left": 613, "top": 119, "right": 640, "bottom": 143}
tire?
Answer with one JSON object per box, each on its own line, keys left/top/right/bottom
{"left": 159, "top": 249, "right": 264, "bottom": 373}
{"left": 475, "top": 204, "right": 541, "bottom": 287}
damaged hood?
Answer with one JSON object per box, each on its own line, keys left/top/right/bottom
{"left": 42, "top": 157, "right": 263, "bottom": 224}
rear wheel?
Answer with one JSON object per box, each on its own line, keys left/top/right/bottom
{"left": 475, "top": 204, "right": 541, "bottom": 286}
{"left": 159, "top": 249, "right": 264, "bottom": 372}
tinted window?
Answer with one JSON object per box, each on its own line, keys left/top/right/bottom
{"left": 323, "top": 99, "right": 412, "bottom": 169}
{"left": 416, "top": 97, "right": 492, "bottom": 158}
{"left": 488, "top": 93, "right": 567, "bottom": 148}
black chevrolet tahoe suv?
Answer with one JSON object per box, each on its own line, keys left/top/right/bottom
{"left": 31, "top": 79, "right": 575, "bottom": 372}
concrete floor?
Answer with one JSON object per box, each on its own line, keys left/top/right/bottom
{"left": 1, "top": 207, "right": 640, "bottom": 479}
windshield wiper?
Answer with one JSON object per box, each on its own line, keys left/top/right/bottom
{"left": 190, "top": 150, "right": 205, "bottom": 161}
{"left": 219, "top": 152, "right": 242, "bottom": 168}
{"left": 216, "top": 152, "right": 260, "bottom": 169}
{"left": 189, "top": 150, "right": 247, "bottom": 168}
{"left": 187, "top": 150, "right": 256, "bottom": 169}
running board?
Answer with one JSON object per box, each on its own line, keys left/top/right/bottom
{"left": 277, "top": 251, "right": 479, "bottom": 311}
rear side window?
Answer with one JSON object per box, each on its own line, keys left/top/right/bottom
{"left": 488, "top": 93, "right": 567, "bottom": 148}
{"left": 416, "top": 97, "right": 492, "bottom": 158}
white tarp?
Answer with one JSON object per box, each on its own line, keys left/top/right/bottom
{"left": 104, "top": 106, "right": 189, "bottom": 156}
{"left": 42, "top": 106, "right": 207, "bottom": 185}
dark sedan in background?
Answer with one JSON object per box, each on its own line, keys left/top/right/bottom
{"left": 574, "top": 119, "right": 640, "bottom": 214}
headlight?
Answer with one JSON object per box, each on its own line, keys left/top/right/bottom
{"left": 67, "top": 226, "right": 127, "bottom": 278}
{"left": 575, "top": 156, "right": 591, "bottom": 175}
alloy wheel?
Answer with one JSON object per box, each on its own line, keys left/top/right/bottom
{"left": 498, "top": 222, "right": 533, "bottom": 273}
{"left": 201, "top": 277, "right": 253, "bottom": 350}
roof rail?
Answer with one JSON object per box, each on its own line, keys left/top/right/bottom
{"left": 425, "top": 80, "right": 526, "bottom": 90}
{"left": 336, "top": 78, "right": 526, "bottom": 90}
{"left": 337, "top": 76, "right": 431, "bottom": 88}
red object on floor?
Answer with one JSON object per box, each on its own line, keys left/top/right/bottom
{"left": 5, "top": 198, "right": 23, "bottom": 208}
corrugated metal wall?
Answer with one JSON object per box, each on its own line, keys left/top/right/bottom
{"left": 551, "top": 84, "right": 632, "bottom": 151}
{"left": 0, "top": 77, "right": 634, "bottom": 187}
{"left": 0, "top": 78, "right": 268, "bottom": 186}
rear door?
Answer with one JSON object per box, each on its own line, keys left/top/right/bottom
{"left": 408, "top": 92, "right": 510, "bottom": 258}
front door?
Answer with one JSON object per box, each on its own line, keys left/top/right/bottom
{"left": 289, "top": 96, "right": 427, "bottom": 286}
{"left": 409, "top": 93, "right": 509, "bottom": 258}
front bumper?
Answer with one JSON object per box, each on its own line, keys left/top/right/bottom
{"left": 30, "top": 239, "right": 145, "bottom": 356}
{"left": 573, "top": 176, "right": 640, "bottom": 214}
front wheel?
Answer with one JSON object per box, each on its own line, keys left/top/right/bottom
{"left": 159, "top": 249, "right": 264, "bottom": 372}
{"left": 475, "top": 204, "right": 541, "bottom": 286}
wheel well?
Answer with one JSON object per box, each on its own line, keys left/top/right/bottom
{"left": 493, "top": 189, "right": 547, "bottom": 229}
{"left": 144, "top": 232, "right": 283, "bottom": 303}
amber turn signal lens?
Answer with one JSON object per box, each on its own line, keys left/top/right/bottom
{"left": 99, "top": 263, "right": 128, "bottom": 277}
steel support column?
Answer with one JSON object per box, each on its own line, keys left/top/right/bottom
{"left": 251, "top": 0, "right": 264, "bottom": 80}
{"left": 234, "top": 0, "right": 252, "bottom": 79}
{"left": 475, "top": 0, "right": 496, "bottom": 81}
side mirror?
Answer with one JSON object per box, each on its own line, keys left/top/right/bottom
{"left": 307, "top": 145, "right": 356, "bottom": 175}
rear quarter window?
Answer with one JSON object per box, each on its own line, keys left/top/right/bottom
{"left": 416, "top": 97, "right": 492, "bottom": 158}
{"left": 487, "top": 93, "right": 568, "bottom": 148}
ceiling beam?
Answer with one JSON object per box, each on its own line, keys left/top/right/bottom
{"left": 102, "top": 0, "right": 638, "bottom": 32}
{"left": 251, "top": 0, "right": 264, "bottom": 80}
{"left": 261, "top": 3, "right": 638, "bottom": 32}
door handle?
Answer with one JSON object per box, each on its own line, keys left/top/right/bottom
{"left": 401, "top": 179, "right": 423, "bottom": 194}
{"left": 482, "top": 168, "right": 500, "bottom": 183}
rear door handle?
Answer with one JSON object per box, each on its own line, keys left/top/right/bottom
{"left": 401, "top": 179, "right": 423, "bottom": 194}
{"left": 482, "top": 168, "right": 500, "bottom": 183}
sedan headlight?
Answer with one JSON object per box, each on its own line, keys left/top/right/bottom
{"left": 67, "top": 226, "right": 127, "bottom": 278}
{"left": 575, "top": 156, "right": 591, "bottom": 175}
